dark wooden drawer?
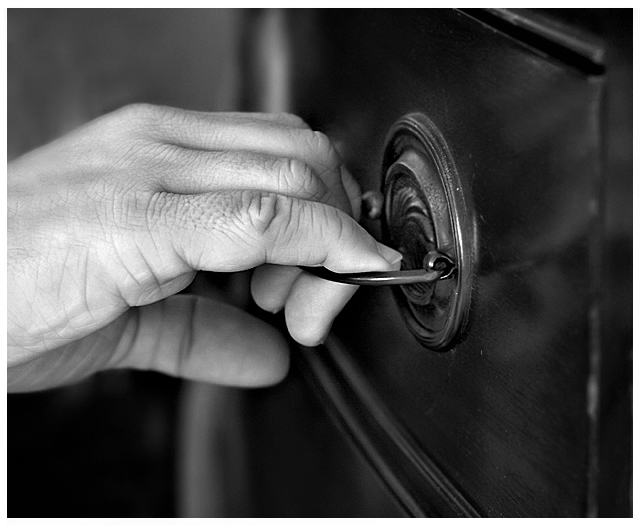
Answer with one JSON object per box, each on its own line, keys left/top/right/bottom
{"left": 268, "top": 8, "right": 630, "bottom": 517}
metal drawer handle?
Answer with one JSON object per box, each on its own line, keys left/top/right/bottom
{"left": 299, "top": 250, "right": 456, "bottom": 286}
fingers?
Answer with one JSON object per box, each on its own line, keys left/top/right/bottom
{"left": 115, "top": 295, "right": 289, "bottom": 386}
{"left": 147, "top": 148, "right": 341, "bottom": 211}
{"left": 286, "top": 244, "right": 402, "bottom": 345}
{"left": 211, "top": 111, "right": 310, "bottom": 129}
{"left": 251, "top": 244, "right": 402, "bottom": 347}
{"left": 143, "top": 107, "right": 317, "bottom": 156}
{"left": 8, "top": 295, "right": 290, "bottom": 392}
{"left": 251, "top": 264, "right": 300, "bottom": 313}
{"left": 144, "top": 107, "right": 311, "bottom": 131}
{"left": 142, "top": 190, "right": 401, "bottom": 347}
{"left": 154, "top": 190, "right": 397, "bottom": 273}
{"left": 284, "top": 274, "right": 359, "bottom": 346}
{"left": 122, "top": 104, "right": 354, "bottom": 216}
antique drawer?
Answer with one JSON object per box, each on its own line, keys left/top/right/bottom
{"left": 272, "top": 9, "right": 629, "bottom": 517}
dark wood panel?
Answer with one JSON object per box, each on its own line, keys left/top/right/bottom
{"left": 286, "top": 8, "right": 612, "bottom": 517}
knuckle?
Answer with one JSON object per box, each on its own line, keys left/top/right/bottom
{"left": 241, "top": 191, "right": 295, "bottom": 240}
{"left": 278, "top": 158, "right": 316, "bottom": 193}
{"left": 111, "top": 103, "right": 176, "bottom": 137}
{"left": 102, "top": 104, "right": 158, "bottom": 138}
{"left": 118, "top": 103, "right": 159, "bottom": 123}
{"left": 273, "top": 157, "right": 334, "bottom": 206}
{"left": 283, "top": 157, "right": 314, "bottom": 183}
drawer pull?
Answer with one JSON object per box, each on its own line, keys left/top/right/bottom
{"left": 299, "top": 250, "right": 456, "bottom": 286}
{"left": 380, "top": 113, "right": 474, "bottom": 351}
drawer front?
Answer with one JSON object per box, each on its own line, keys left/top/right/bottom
{"left": 285, "top": 9, "right": 606, "bottom": 517}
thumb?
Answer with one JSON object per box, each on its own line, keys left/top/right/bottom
{"left": 115, "top": 295, "right": 290, "bottom": 386}
{"left": 8, "top": 295, "right": 289, "bottom": 392}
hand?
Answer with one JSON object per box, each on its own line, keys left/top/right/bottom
{"left": 8, "top": 104, "right": 401, "bottom": 392}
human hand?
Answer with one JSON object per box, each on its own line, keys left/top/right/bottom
{"left": 8, "top": 104, "right": 401, "bottom": 392}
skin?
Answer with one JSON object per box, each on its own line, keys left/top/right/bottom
{"left": 8, "top": 104, "right": 402, "bottom": 392}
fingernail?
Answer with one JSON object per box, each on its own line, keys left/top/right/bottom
{"left": 376, "top": 242, "right": 403, "bottom": 266}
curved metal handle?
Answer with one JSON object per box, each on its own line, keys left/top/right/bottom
{"left": 299, "top": 251, "right": 455, "bottom": 286}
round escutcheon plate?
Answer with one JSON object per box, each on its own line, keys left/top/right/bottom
{"left": 381, "top": 113, "right": 474, "bottom": 351}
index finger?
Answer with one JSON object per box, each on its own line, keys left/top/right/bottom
{"left": 147, "top": 190, "right": 397, "bottom": 275}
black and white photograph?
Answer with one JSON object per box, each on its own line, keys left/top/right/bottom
{"left": 7, "top": 8, "right": 633, "bottom": 518}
